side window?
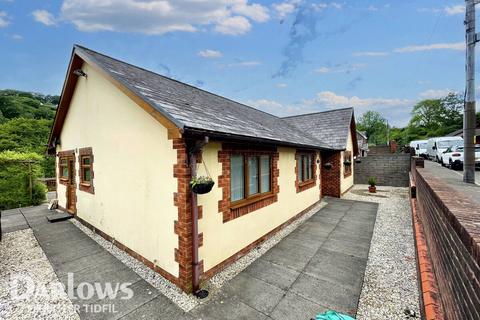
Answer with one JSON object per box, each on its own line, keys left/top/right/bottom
{"left": 343, "top": 151, "right": 352, "bottom": 177}
{"left": 78, "top": 147, "right": 94, "bottom": 194}
{"left": 230, "top": 153, "right": 272, "bottom": 203}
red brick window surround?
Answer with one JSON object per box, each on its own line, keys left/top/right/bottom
{"left": 295, "top": 151, "right": 317, "bottom": 193}
{"left": 57, "top": 150, "right": 75, "bottom": 186}
{"left": 78, "top": 147, "right": 94, "bottom": 194}
{"left": 218, "top": 144, "right": 279, "bottom": 223}
{"left": 343, "top": 151, "right": 352, "bottom": 178}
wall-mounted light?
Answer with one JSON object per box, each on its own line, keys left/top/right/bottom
{"left": 73, "top": 69, "right": 87, "bottom": 77}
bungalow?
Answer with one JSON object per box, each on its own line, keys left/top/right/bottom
{"left": 47, "top": 45, "right": 358, "bottom": 294}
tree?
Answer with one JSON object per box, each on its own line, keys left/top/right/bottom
{"left": 357, "top": 111, "right": 389, "bottom": 145}
{"left": 0, "top": 118, "right": 55, "bottom": 177}
{"left": 408, "top": 92, "right": 463, "bottom": 139}
{"left": 0, "top": 151, "right": 47, "bottom": 210}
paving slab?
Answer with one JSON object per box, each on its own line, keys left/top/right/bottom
{"left": 291, "top": 273, "right": 358, "bottom": 316}
{"left": 224, "top": 273, "right": 285, "bottom": 314}
{"left": 243, "top": 259, "right": 300, "bottom": 291}
{"left": 190, "top": 293, "right": 267, "bottom": 320}
{"left": 120, "top": 295, "right": 193, "bottom": 320}
{"left": 270, "top": 292, "right": 328, "bottom": 320}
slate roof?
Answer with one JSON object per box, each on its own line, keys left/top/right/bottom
{"left": 282, "top": 108, "right": 354, "bottom": 150}
{"left": 74, "top": 45, "right": 334, "bottom": 150}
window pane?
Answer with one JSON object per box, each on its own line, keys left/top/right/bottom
{"left": 83, "top": 168, "right": 91, "bottom": 182}
{"left": 248, "top": 156, "right": 259, "bottom": 196}
{"left": 60, "top": 159, "right": 67, "bottom": 166}
{"left": 230, "top": 155, "right": 244, "bottom": 201}
{"left": 62, "top": 166, "right": 68, "bottom": 178}
{"left": 260, "top": 156, "right": 270, "bottom": 193}
{"left": 82, "top": 156, "right": 91, "bottom": 165}
{"left": 308, "top": 155, "right": 313, "bottom": 179}
{"left": 297, "top": 156, "right": 303, "bottom": 182}
{"left": 302, "top": 155, "right": 307, "bottom": 181}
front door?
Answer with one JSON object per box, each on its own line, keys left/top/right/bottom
{"left": 66, "top": 158, "right": 76, "bottom": 214}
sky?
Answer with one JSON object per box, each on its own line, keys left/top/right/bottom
{"left": 0, "top": 0, "right": 473, "bottom": 126}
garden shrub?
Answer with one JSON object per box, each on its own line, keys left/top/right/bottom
{"left": 0, "top": 151, "right": 47, "bottom": 210}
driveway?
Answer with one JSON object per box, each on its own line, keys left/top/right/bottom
{"left": 1, "top": 197, "right": 378, "bottom": 320}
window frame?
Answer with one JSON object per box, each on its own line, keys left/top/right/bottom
{"left": 230, "top": 152, "right": 273, "bottom": 209}
{"left": 57, "top": 150, "right": 75, "bottom": 186}
{"left": 297, "top": 152, "right": 316, "bottom": 186}
{"left": 343, "top": 150, "right": 352, "bottom": 178}
{"left": 78, "top": 147, "right": 95, "bottom": 194}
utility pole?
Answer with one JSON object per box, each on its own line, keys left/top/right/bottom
{"left": 464, "top": 0, "right": 477, "bottom": 184}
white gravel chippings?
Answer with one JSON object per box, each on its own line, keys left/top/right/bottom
{"left": 0, "top": 229, "right": 79, "bottom": 320}
{"left": 343, "top": 185, "right": 421, "bottom": 320}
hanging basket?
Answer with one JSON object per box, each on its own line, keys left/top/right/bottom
{"left": 343, "top": 160, "right": 352, "bottom": 166}
{"left": 191, "top": 180, "right": 215, "bottom": 194}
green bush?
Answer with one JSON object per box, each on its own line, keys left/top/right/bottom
{"left": 0, "top": 151, "right": 47, "bottom": 210}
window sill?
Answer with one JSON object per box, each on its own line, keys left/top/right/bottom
{"left": 59, "top": 178, "right": 68, "bottom": 186}
{"left": 79, "top": 182, "right": 95, "bottom": 194}
{"left": 344, "top": 172, "right": 352, "bottom": 178}
{"left": 297, "top": 179, "right": 316, "bottom": 193}
{"left": 230, "top": 193, "right": 274, "bottom": 210}
{"left": 226, "top": 193, "right": 277, "bottom": 222}
{"left": 298, "top": 179, "right": 315, "bottom": 187}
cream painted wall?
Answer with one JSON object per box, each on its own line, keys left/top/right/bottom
{"left": 340, "top": 127, "right": 355, "bottom": 194}
{"left": 56, "top": 63, "right": 179, "bottom": 276}
{"left": 197, "top": 144, "right": 322, "bottom": 271}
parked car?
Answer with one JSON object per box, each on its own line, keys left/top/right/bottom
{"left": 426, "top": 136, "right": 464, "bottom": 162}
{"left": 440, "top": 145, "right": 463, "bottom": 169}
{"left": 409, "top": 140, "right": 428, "bottom": 158}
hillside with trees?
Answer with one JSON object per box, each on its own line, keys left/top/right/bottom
{"left": 0, "top": 89, "right": 59, "bottom": 209}
{"left": 357, "top": 92, "right": 480, "bottom": 147}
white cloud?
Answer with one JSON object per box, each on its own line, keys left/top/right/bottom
{"left": 304, "top": 91, "right": 411, "bottom": 109}
{"left": 367, "top": 5, "right": 378, "bottom": 11}
{"left": 272, "top": 0, "right": 301, "bottom": 19}
{"left": 227, "top": 60, "right": 261, "bottom": 67}
{"left": 394, "top": 42, "right": 465, "bottom": 53}
{"left": 198, "top": 49, "right": 223, "bottom": 58}
{"left": 214, "top": 15, "right": 251, "bottom": 35}
{"left": 272, "top": 1, "right": 340, "bottom": 19}
{"left": 59, "top": 0, "right": 268, "bottom": 35}
{"left": 352, "top": 51, "right": 389, "bottom": 57}
{"left": 444, "top": 5, "right": 465, "bottom": 15}
{"left": 0, "top": 11, "right": 10, "bottom": 28}
{"left": 11, "top": 34, "right": 22, "bottom": 40}
{"left": 419, "top": 89, "right": 457, "bottom": 99}
{"left": 314, "top": 63, "right": 366, "bottom": 74}
{"left": 276, "top": 83, "right": 288, "bottom": 88}
{"left": 32, "top": 9, "right": 57, "bottom": 26}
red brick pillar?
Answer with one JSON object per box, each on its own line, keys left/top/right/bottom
{"left": 321, "top": 151, "right": 341, "bottom": 198}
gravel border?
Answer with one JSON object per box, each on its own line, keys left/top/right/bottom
{"left": 71, "top": 201, "right": 326, "bottom": 311}
{"left": 343, "top": 185, "right": 420, "bottom": 320}
{"left": 0, "top": 229, "right": 79, "bottom": 320}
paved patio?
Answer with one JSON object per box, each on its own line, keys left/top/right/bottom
{"left": 1, "top": 197, "right": 378, "bottom": 319}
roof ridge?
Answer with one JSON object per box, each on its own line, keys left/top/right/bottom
{"left": 74, "top": 44, "right": 282, "bottom": 119}
{"left": 281, "top": 107, "right": 353, "bottom": 119}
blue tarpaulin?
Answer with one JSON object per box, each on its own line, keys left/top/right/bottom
{"left": 315, "top": 310, "right": 355, "bottom": 320}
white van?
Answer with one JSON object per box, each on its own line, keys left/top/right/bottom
{"left": 409, "top": 140, "right": 428, "bottom": 158}
{"left": 427, "top": 136, "right": 464, "bottom": 162}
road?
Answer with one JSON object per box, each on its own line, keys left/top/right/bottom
{"left": 424, "top": 160, "right": 480, "bottom": 186}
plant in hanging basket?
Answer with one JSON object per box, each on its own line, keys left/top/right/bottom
{"left": 190, "top": 176, "right": 215, "bottom": 194}
{"left": 343, "top": 160, "right": 352, "bottom": 166}
{"left": 323, "top": 162, "right": 333, "bottom": 169}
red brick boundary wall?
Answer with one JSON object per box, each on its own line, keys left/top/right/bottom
{"left": 411, "top": 157, "right": 480, "bottom": 319}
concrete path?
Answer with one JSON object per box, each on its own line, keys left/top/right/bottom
{"left": 189, "top": 197, "right": 378, "bottom": 320}
{"left": 423, "top": 160, "right": 480, "bottom": 205}
{"left": 0, "top": 197, "right": 378, "bottom": 319}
